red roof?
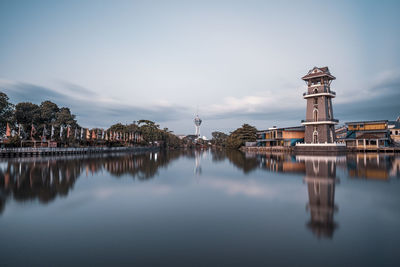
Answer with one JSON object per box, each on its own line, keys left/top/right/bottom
{"left": 302, "top": 66, "right": 336, "bottom": 80}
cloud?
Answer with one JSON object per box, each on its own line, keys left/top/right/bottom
{"left": 202, "top": 69, "right": 400, "bottom": 124}
{"left": 0, "top": 79, "right": 189, "bottom": 128}
{"left": 334, "top": 69, "right": 400, "bottom": 122}
{"left": 1, "top": 68, "right": 398, "bottom": 135}
{"left": 203, "top": 85, "right": 304, "bottom": 121}
{"left": 200, "top": 176, "right": 303, "bottom": 201}
{"left": 93, "top": 184, "right": 172, "bottom": 199}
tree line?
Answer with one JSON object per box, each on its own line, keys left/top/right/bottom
{"left": 0, "top": 91, "right": 181, "bottom": 148}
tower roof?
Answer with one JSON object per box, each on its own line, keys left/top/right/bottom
{"left": 302, "top": 66, "right": 336, "bottom": 81}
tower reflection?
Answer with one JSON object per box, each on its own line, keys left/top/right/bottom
{"left": 249, "top": 152, "right": 341, "bottom": 238}
{"left": 299, "top": 155, "right": 339, "bottom": 238}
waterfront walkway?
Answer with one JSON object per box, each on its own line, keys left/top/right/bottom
{"left": 243, "top": 146, "right": 400, "bottom": 153}
{"left": 0, "top": 146, "right": 158, "bottom": 157}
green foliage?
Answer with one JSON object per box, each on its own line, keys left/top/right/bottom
{"left": 108, "top": 123, "right": 126, "bottom": 132}
{"left": 15, "top": 102, "right": 41, "bottom": 137}
{"left": 108, "top": 120, "right": 184, "bottom": 148}
{"left": 55, "top": 107, "right": 78, "bottom": 127}
{"left": 226, "top": 124, "right": 257, "bottom": 149}
{"left": 40, "top": 100, "right": 59, "bottom": 124}
{"left": 13, "top": 98, "right": 78, "bottom": 140}
{"left": 211, "top": 131, "right": 228, "bottom": 146}
{"left": 138, "top": 120, "right": 162, "bottom": 143}
{"left": 0, "top": 92, "right": 14, "bottom": 135}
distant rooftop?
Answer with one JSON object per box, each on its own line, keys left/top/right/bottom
{"left": 345, "top": 120, "right": 388, "bottom": 125}
{"left": 257, "top": 126, "right": 305, "bottom": 133}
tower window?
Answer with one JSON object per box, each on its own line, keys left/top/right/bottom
{"left": 313, "top": 131, "right": 318, "bottom": 144}
{"left": 314, "top": 98, "right": 318, "bottom": 105}
{"left": 313, "top": 109, "right": 318, "bottom": 122}
{"left": 313, "top": 88, "right": 318, "bottom": 94}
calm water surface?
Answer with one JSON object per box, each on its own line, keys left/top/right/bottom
{"left": 0, "top": 150, "right": 399, "bottom": 266}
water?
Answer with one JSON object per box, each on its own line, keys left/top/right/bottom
{"left": 0, "top": 150, "right": 399, "bottom": 267}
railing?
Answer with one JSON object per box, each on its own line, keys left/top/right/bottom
{"left": 295, "top": 142, "right": 346, "bottom": 147}
{"left": 0, "top": 146, "right": 155, "bottom": 153}
{"left": 303, "top": 91, "right": 336, "bottom": 97}
{"left": 301, "top": 119, "right": 339, "bottom": 123}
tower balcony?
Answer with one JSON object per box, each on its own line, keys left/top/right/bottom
{"left": 303, "top": 91, "right": 336, "bottom": 99}
{"left": 301, "top": 119, "right": 339, "bottom": 125}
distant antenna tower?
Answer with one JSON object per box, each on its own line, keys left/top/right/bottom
{"left": 194, "top": 110, "right": 202, "bottom": 138}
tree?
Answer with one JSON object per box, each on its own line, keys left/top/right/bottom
{"left": 55, "top": 107, "right": 78, "bottom": 127}
{"left": 211, "top": 131, "right": 228, "bottom": 146}
{"left": 0, "top": 92, "right": 14, "bottom": 135}
{"left": 138, "top": 120, "right": 161, "bottom": 143}
{"left": 40, "top": 101, "right": 59, "bottom": 124}
{"left": 15, "top": 102, "right": 41, "bottom": 139}
{"left": 226, "top": 124, "right": 257, "bottom": 149}
{"left": 108, "top": 123, "right": 126, "bottom": 132}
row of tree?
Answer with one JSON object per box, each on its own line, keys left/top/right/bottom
{"left": 0, "top": 92, "right": 78, "bottom": 140}
{"left": 0, "top": 92, "right": 182, "bottom": 148}
{"left": 108, "top": 120, "right": 182, "bottom": 148}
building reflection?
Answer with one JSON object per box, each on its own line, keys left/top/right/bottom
{"left": 300, "top": 156, "right": 339, "bottom": 238}
{"left": 258, "top": 153, "right": 305, "bottom": 174}
{"left": 241, "top": 151, "right": 399, "bottom": 239}
{"left": 346, "top": 153, "right": 399, "bottom": 181}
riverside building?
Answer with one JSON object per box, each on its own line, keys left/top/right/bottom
{"left": 345, "top": 120, "right": 390, "bottom": 149}
{"left": 256, "top": 126, "right": 305, "bottom": 147}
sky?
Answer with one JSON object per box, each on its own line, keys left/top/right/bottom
{"left": 0, "top": 0, "right": 399, "bottom": 137}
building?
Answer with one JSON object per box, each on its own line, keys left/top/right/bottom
{"left": 300, "top": 66, "right": 338, "bottom": 144}
{"left": 345, "top": 120, "right": 390, "bottom": 149}
{"left": 335, "top": 125, "right": 347, "bottom": 143}
{"left": 256, "top": 126, "right": 304, "bottom": 147}
{"left": 388, "top": 118, "right": 400, "bottom": 146}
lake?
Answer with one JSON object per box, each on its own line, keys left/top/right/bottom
{"left": 0, "top": 149, "right": 399, "bottom": 266}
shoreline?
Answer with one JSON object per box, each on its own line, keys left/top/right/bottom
{"left": 0, "top": 146, "right": 160, "bottom": 158}
{"left": 242, "top": 146, "right": 400, "bottom": 154}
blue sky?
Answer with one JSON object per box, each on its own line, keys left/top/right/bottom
{"left": 0, "top": 0, "right": 399, "bottom": 137}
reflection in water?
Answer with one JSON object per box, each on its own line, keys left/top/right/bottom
{"left": 255, "top": 153, "right": 340, "bottom": 238}
{"left": 1, "top": 149, "right": 399, "bottom": 237}
{"left": 347, "top": 153, "right": 400, "bottom": 181}
{"left": 243, "top": 152, "right": 400, "bottom": 181}
{"left": 194, "top": 149, "right": 206, "bottom": 175}
{"left": 242, "top": 152, "right": 400, "bottom": 239}
{"left": 303, "top": 156, "right": 338, "bottom": 238}
{"left": 0, "top": 149, "right": 400, "bottom": 266}
{"left": 225, "top": 150, "right": 259, "bottom": 173}
{"left": 0, "top": 150, "right": 182, "bottom": 214}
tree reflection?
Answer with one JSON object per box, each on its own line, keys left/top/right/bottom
{"left": 0, "top": 150, "right": 182, "bottom": 214}
{"left": 225, "top": 150, "right": 259, "bottom": 174}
